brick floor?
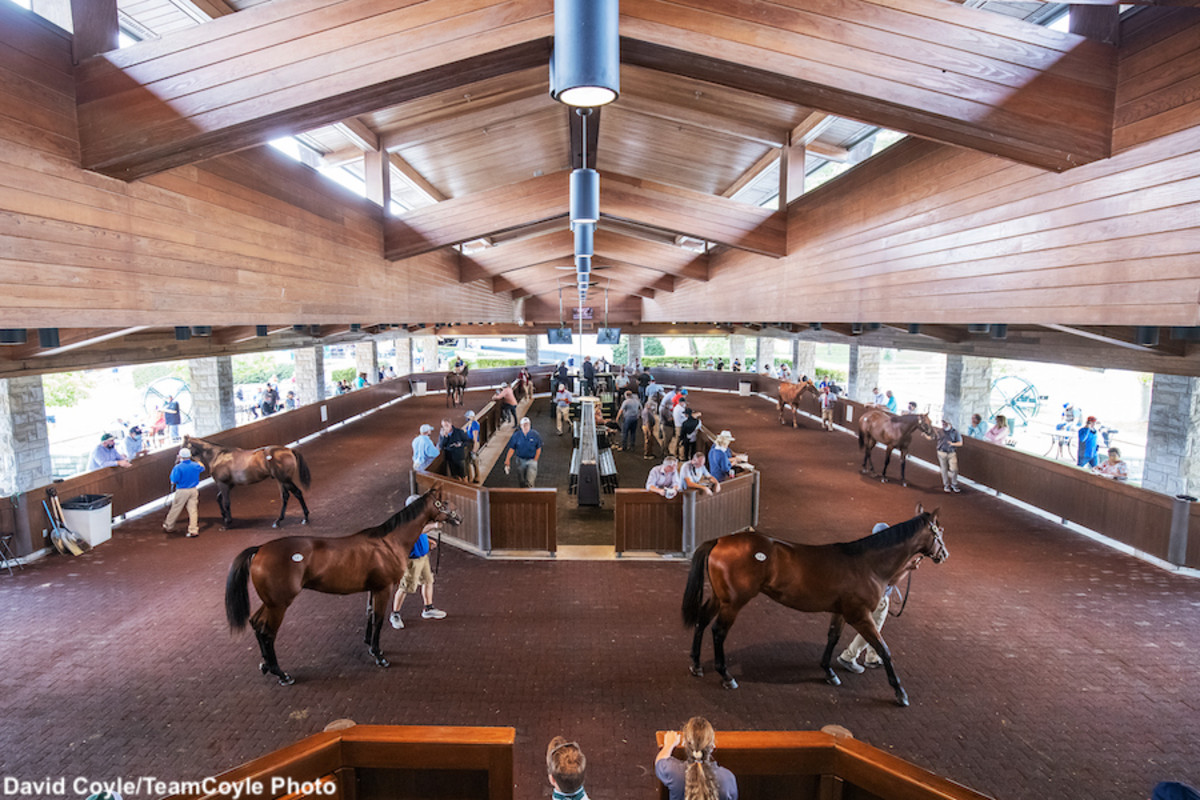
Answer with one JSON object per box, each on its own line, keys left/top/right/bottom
{"left": 0, "top": 389, "right": 1197, "bottom": 799}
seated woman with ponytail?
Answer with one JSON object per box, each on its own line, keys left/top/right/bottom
{"left": 655, "top": 716, "right": 739, "bottom": 800}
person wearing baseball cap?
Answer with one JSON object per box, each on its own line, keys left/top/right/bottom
{"left": 462, "top": 410, "right": 482, "bottom": 483}
{"left": 163, "top": 447, "right": 206, "bottom": 537}
{"left": 502, "top": 416, "right": 542, "bottom": 487}
{"left": 1077, "top": 415, "right": 1101, "bottom": 469}
{"left": 87, "top": 432, "right": 132, "bottom": 471}
{"left": 412, "top": 424, "right": 440, "bottom": 472}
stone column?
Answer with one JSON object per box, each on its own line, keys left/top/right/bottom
{"left": 525, "top": 334, "right": 540, "bottom": 366}
{"left": 414, "top": 335, "right": 438, "bottom": 372}
{"left": 626, "top": 333, "right": 643, "bottom": 367}
{"left": 942, "top": 354, "right": 993, "bottom": 428}
{"left": 294, "top": 345, "right": 326, "bottom": 406}
{"left": 755, "top": 337, "right": 772, "bottom": 371}
{"left": 392, "top": 335, "right": 412, "bottom": 376}
{"left": 0, "top": 376, "right": 53, "bottom": 497}
{"left": 729, "top": 334, "right": 747, "bottom": 366}
{"left": 848, "top": 344, "right": 881, "bottom": 402}
{"left": 188, "top": 356, "right": 236, "bottom": 435}
{"left": 355, "top": 340, "right": 378, "bottom": 384}
{"left": 1143, "top": 374, "right": 1200, "bottom": 496}
{"left": 792, "top": 340, "right": 816, "bottom": 380}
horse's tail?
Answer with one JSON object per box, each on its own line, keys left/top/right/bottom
{"left": 858, "top": 424, "right": 866, "bottom": 449}
{"left": 461, "top": 363, "right": 469, "bottom": 378}
{"left": 682, "top": 539, "right": 718, "bottom": 628}
{"left": 225, "top": 546, "right": 260, "bottom": 632}
{"left": 294, "top": 450, "right": 311, "bottom": 488}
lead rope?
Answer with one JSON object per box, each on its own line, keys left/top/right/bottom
{"left": 889, "top": 565, "right": 917, "bottom": 618}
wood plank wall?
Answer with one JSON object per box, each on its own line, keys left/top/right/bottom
{"left": 644, "top": 8, "right": 1200, "bottom": 327}
{"left": 0, "top": 2, "right": 516, "bottom": 329}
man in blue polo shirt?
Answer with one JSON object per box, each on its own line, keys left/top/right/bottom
{"left": 502, "top": 417, "right": 543, "bottom": 488}
{"left": 163, "top": 447, "right": 206, "bottom": 537}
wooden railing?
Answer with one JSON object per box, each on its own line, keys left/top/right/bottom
{"left": 413, "top": 473, "right": 491, "bottom": 554}
{"left": 164, "top": 724, "right": 515, "bottom": 800}
{"left": 615, "top": 490, "right": 686, "bottom": 554}
{"left": 488, "top": 488, "right": 557, "bottom": 552}
{"left": 686, "top": 471, "right": 760, "bottom": 553}
{"left": 655, "top": 730, "right": 992, "bottom": 800}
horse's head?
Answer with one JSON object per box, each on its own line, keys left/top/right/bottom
{"left": 425, "top": 486, "right": 463, "bottom": 527}
{"left": 917, "top": 414, "right": 936, "bottom": 438}
{"left": 914, "top": 503, "right": 948, "bottom": 564}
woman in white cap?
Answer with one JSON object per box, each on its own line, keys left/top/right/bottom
{"left": 707, "top": 431, "right": 750, "bottom": 481}
{"left": 411, "top": 424, "right": 440, "bottom": 472}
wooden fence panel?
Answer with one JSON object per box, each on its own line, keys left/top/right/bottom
{"left": 615, "top": 490, "right": 684, "bottom": 554}
{"left": 413, "top": 474, "right": 489, "bottom": 554}
{"left": 689, "top": 472, "right": 758, "bottom": 552}
{"left": 488, "top": 488, "right": 556, "bottom": 553}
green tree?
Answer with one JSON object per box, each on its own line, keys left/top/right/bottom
{"left": 612, "top": 340, "right": 628, "bottom": 364}
{"left": 644, "top": 337, "right": 666, "bottom": 356}
{"left": 41, "top": 372, "right": 93, "bottom": 408}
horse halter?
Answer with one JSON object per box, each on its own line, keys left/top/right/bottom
{"left": 925, "top": 518, "right": 948, "bottom": 563}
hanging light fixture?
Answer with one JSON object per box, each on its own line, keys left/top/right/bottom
{"left": 569, "top": 112, "right": 600, "bottom": 226}
{"left": 38, "top": 328, "right": 60, "bottom": 348}
{"left": 574, "top": 221, "right": 595, "bottom": 257}
{"left": 550, "top": 0, "right": 619, "bottom": 108}
{"left": 0, "top": 329, "right": 27, "bottom": 345}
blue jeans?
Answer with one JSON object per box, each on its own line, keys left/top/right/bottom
{"left": 621, "top": 417, "right": 639, "bottom": 450}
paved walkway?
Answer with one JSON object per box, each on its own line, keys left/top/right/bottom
{"left": 1, "top": 390, "right": 1197, "bottom": 799}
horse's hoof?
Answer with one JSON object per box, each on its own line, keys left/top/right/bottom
{"left": 271, "top": 521, "right": 279, "bottom": 529}
{"left": 879, "top": 477, "right": 889, "bottom": 484}
{"left": 895, "top": 690, "right": 909, "bottom": 707}
{"left": 375, "top": 656, "right": 390, "bottom": 668}
{"left": 259, "top": 662, "right": 269, "bottom": 675}
{"left": 825, "top": 673, "right": 842, "bottom": 687}
{"left": 302, "top": 518, "right": 309, "bottom": 525}
{"left": 721, "top": 677, "right": 739, "bottom": 690}
{"left": 689, "top": 664, "right": 704, "bottom": 678}
{"left": 901, "top": 482, "right": 908, "bottom": 488}
{"left": 278, "top": 674, "right": 295, "bottom": 687}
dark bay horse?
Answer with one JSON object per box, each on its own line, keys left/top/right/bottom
{"left": 776, "top": 380, "right": 819, "bottom": 427}
{"left": 858, "top": 410, "right": 934, "bottom": 486}
{"left": 224, "top": 487, "right": 462, "bottom": 685}
{"left": 182, "top": 434, "right": 312, "bottom": 528}
{"left": 446, "top": 363, "right": 469, "bottom": 407}
{"left": 682, "top": 505, "right": 948, "bottom": 706}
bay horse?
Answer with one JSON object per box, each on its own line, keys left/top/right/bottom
{"left": 224, "top": 487, "right": 462, "bottom": 685}
{"left": 858, "top": 409, "right": 934, "bottom": 487}
{"left": 776, "top": 379, "right": 819, "bottom": 427}
{"left": 446, "top": 363, "right": 469, "bottom": 407}
{"left": 682, "top": 504, "right": 948, "bottom": 706}
{"left": 182, "top": 434, "right": 312, "bottom": 529}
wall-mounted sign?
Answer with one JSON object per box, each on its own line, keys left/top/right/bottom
{"left": 572, "top": 307, "right": 594, "bottom": 320}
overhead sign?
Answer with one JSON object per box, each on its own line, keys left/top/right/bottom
{"left": 572, "top": 307, "right": 594, "bottom": 320}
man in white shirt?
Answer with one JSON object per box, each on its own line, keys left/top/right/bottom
{"left": 680, "top": 451, "right": 721, "bottom": 495}
{"left": 645, "top": 457, "right": 682, "bottom": 498}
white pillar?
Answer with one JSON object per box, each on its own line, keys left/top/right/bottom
{"left": 188, "top": 356, "right": 236, "bottom": 435}
{"left": 525, "top": 335, "right": 540, "bottom": 366}
{"left": 294, "top": 346, "right": 326, "bottom": 406}
{"left": 848, "top": 344, "right": 881, "bottom": 402}
{"left": 942, "top": 355, "right": 993, "bottom": 428}
{"left": 792, "top": 340, "right": 816, "bottom": 381}
{"left": 729, "top": 335, "right": 747, "bottom": 366}
{"left": 355, "top": 340, "right": 379, "bottom": 384}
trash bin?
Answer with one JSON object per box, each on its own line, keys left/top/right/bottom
{"left": 60, "top": 494, "right": 113, "bottom": 547}
{"left": 413, "top": 381, "right": 428, "bottom": 397}
{"left": 738, "top": 381, "right": 752, "bottom": 397}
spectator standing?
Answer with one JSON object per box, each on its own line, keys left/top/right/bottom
{"left": 285, "top": 390, "right": 297, "bottom": 410}
{"left": 492, "top": 383, "right": 518, "bottom": 426}
{"left": 705, "top": 357, "right": 715, "bottom": 370}
{"left": 438, "top": 418, "right": 472, "bottom": 480}
{"left": 554, "top": 382, "right": 574, "bottom": 436}
{"left": 164, "top": 395, "right": 182, "bottom": 441}
{"left": 411, "top": 424, "right": 440, "bottom": 472}
{"left": 88, "top": 433, "right": 131, "bottom": 471}
{"left": 390, "top": 494, "right": 446, "bottom": 628}
{"left": 681, "top": 451, "right": 721, "bottom": 495}
{"left": 671, "top": 398, "right": 690, "bottom": 457}
{"left": 356, "top": 372, "right": 369, "bottom": 389}
{"left": 731, "top": 359, "right": 742, "bottom": 372}
{"left": 871, "top": 387, "right": 886, "bottom": 406}
{"left": 967, "top": 413, "right": 986, "bottom": 439}
{"left": 644, "top": 375, "right": 663, "bottom": 403}
{"left": 502, "top": 417, "right": 543, "bottom": 488}
{"left": 260, "top": 384, "right": 279, "bottom": 416}
{"left": 555, "top": 361, "right": 569, "bottom": 390}
{"left": 984, "top": 414, "right": 1009, "bottom": 445}
{"left": 636, "top": 368, "right": 652, "bottom": 402}
{"left": 618, "top": 390, "right": 642, "bottom": 451}
{"left": 1093, "top": 447, "right": 1128, "bottom": 481}
{"left": 121, "top": 426, "right": 146, "bottom": 460}
{"left": 641, "top": 392, "right": 661, "bottom": 460}
{"left": 818, "top": 386, "right": 837, "bottom": 432}
{"left": 1078, "top": 416, "right": 1101, "bottom": 468}
{"left": 546, "top": 738, "right": 590, "bottom": 800}
{"left": 936, "top": 418, "right": 963, "bottom": 493}
{"left": 582, "top": 355, "right": 596, "bottom": 396}
{"left": 680, "top": 407, "right": 703, "bottom": 461}
{"left": 707, "top": 430, "right": 750, "bottom": 481}
{"left": 885, "top": 390, "right": 897, "bottom": 413}
{"left": 646, "top": 457, "right": 682, "bottom": 498}
{"left": 655, "top": 717, "right": 738, "bottom": 800}
{"left": 162, "top": 447, "right": 205, "bottom": 537}
{"left": 463, "top": 410, "right": 481, "bottom": 483}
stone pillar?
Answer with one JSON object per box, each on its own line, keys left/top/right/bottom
{"left": 1143, "top": 374, "right": 1200, "bottom": 496}
{"left": 392, "top": 336, "right": 412, "bottom": 376}
{"left": 294, "top": 345, "right": 326, "bottom": 406}
{"left": 525, "top": 334, "right": 540, "bottom": 366}
{"left": 414, "top": 335, "right": 438, "bottom": 372}
{"left": 755, "top": 337, "right": 772, "bottom": 371}
{"left": 627, "top": 333, "right": 643, "bottom": 367}
{"left": 942, "top": 354, "right": 993, "bottom": 428}
{"left": 188, "top": 356, "right": 235, "bottom": 435}
{"left": 848, "top": 344, "right": 881, "bottom": 402}
{"left": 0, "top": 376, "right": 53, "bottom": 497}
{"left": 729, "top": 334, "right": 747, "bottom": 366}
{"left": 355, "top": 340, "right": 378, "bottom": 384}
{"left": 792, "top": 340, "right": 816, "bottom": 381}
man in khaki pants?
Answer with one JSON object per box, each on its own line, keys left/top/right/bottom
{"left": 163, "top": 447, "right": 205, "bottom": 537}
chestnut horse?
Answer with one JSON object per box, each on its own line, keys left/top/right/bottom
{"left": 182, "top": 435, "right": 311, "bottom": 528}
{"left": 682, "top": 505, "right": 948, "bottom": 706}
{"left": 224, "top": 487, "right": 462, "bottom": 685}
{"left": 858, "top": 410, "right": 934, "bottom": 487}
{"left": 776, "top": 379, "right": 819, "bottom": 427}
{"left": 446, "top": 363, "right": 469, "bottom": 407}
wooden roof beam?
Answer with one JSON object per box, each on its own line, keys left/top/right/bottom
{"left": 76, "top": 0, "right": 553, "bottom": 180}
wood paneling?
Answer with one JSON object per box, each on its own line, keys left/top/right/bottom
{"left": 488, "top": 488, "right": 556, "bottom": 551}
{"left": 615, "top": 490, "right": 683, "bottom": 553}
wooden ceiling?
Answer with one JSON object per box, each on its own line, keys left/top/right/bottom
{"left": 10, "top": 0, "right": 1184, "bottom": 376}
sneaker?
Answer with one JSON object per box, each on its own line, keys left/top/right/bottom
{"left": 389, "top": 612, "right": 404, "bottom": 629}
{"left": 162, "top": 526, "right": 175, "bottom": 533}
{"left": 421, "top": 607, "right": 447, "bottom": 620}
{"left": 944, "top": 486, "right": 952, "bottom": 493}
{"left": 836, "top": 655, "right": 864, "bottom": 674}
{"left": 185, "top": 532, "right": 198, "bottom": 538}
{"left": 952, "top": 486, "right": 961, "bottom": 493}
{"left": 863, "top": 659, "right": 884, "bottom": 670}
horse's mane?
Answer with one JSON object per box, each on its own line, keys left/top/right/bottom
{"left": 370, "top": 492, "right": 431, "bottom": 538}
{"left": 834, "top": 514, "right": 926, "bottom": 555}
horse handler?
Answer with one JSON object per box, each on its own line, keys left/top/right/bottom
{"left": 390, "top": 494, "right": 447, "bottom": 629}
{"left": 163, "top": 447, "right": 205, "bottom": 537}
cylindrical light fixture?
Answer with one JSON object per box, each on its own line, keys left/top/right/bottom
{"left": 850, "top": 323, "right": 864, "bottom": 335}
{"left": 575, "top": 255, "right": 592, "bottom": 275}
{"left": 574, "top": 221, "right": 595, "bottom": 257}
{"left": 550, "top": 0, "right": 619, "bottom": 107}
{"left": 967, "top": 324, "right": 990, "bottom": 334}
{"left": 174, "top": 327, "right": 192, "bottom": 341}
{"left": 256, "top": 325, "right": 269, "bottom": 337}
{"left": 990, "top": 324, "right": 1008, "bottom": 340}
{"left": 867, "top": 322, "right": 882, "bottom": 331}
{"left": 0, "top": 329, "right": 27, "bottom": 345}
{"left": 1135, "top": 326, "right": 1159, "bottom": 346}
{"left": 569, "top": 168, "right": 600, "bottom": 225}
{"left": 191, "top": 326, "right": 212, "bottom": 337}
{"left": 38, "top": 328, "right": 60, "bottom": 348}
{"left": 907, "top": 323, "right": 921, "bottom": 335}
{"left": 809, "top": 322, "right": 822, "bottom": 331}
{"left": 350, "top": 323, "right": 362, "bottom": 333}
